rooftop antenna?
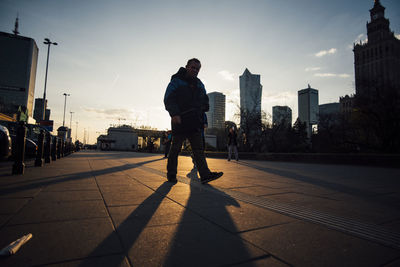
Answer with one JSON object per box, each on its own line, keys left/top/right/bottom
{"left": 13, "top": 14, "right": 20, "bottom": 35}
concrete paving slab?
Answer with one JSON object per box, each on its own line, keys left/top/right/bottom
{"left": 230, "top": 186, "right": 293, "bottom": 197}
{"left": 195, "top": 200, "right": 296, "bottom": 233}
{"left": 0, "top": 186, "right": 42, "bottom": 199}
{"left": 120, "top": 221, "right": 268, "bottom": 266}
{"left": 384, "top": 258, "right": 400, "bottom": 267}
{"left": 0, "top": 214, "right": 11, "bottom": 227}
{"left": 109, "top": 200, "right": 202, "bottom": 229}
{"left": 380, "top": 219, "right": 400, "bottom": 232}
{"left": 240, "top": 220, "right": 400, "bottom": 267}
{"left": 44, "top": 180, "right": 99, "bottom": 192}
{"left": 33, "top": 190, "right": 103, "bottom": 202}
{"left": 102, "top": 190, "right": 168, "bottom": 207}
{"left": 0, "top": 198, "right": 30, "bottom": 214}
{"left": 44, "top": 254, "right": 131, "bottom": 267}
{"left": 233, "top": 255, "right": 290, "bottom": 267}
{"left": 0, "top": 218, "right": 123, "bottom": 266}
{"left": 98, "top": 184, "right": 153, "bottom": 194}
{"left": 8, "top": 199, "right": 109, "bottom": 225}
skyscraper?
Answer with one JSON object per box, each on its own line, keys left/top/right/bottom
{"left": 0, "top": 31, "right": 38, "bottom": 118}
{"left": 298, "top": 84, "right": 319, "bottom": 138}
{"left": 206, "top": 92, "right": 226, "bottom": 129}
{"left": 353, "top": 0, "right": 400, "bottom": 99}
{"left": 239, "top": 68, "right": 262, "bottom": 129}
{"left": 272, "top": 106, "right": 292, "bottom": 128}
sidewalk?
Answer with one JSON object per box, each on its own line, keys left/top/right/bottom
{"left": 0, "top": 151, "right": 400, "bottom": 266}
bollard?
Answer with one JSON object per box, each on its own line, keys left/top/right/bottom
{"left": 61, "top": 139, "right": 65, "bottom": 157}
{"left": 12, "top": 122, "right": 26, "bottom": 175}
{"left": 44, "top": 132, "right": 51, "bottom": 163}
{"left": 35, "top": 130, "right": 44, "bottom": 167}
{"left": 51, "top": 136, "right": 57, "bottom": 161}
{"left": 57, "top": 137, "right": 61, "bottom": 159}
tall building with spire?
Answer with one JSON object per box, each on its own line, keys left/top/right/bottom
{"left": 0, "top": 17, "right": 38, "bottom": 120}
{"left": 353, "top": 0, "right": 400, "bottom": 99}
{"left": 239, "top": 68, "right": 262, "bottom": 130}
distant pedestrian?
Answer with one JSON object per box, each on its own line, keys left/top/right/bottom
{"left": 227, "top": 127, "right": 239, "bottom": 161}
{"left": 163, "top": 130, "right": 172, "bottom": 158}
{"left": 164, "top": 58, "right": 223, "bottom": 184}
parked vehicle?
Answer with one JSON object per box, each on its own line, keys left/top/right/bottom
{"left": 10, "top": 134, "right": 38, "bottom": 159}
{"left": 0, "top": 121, "right": 43, "bottom": 159}
{"left": 0, "top": 125, "right": 12, "bottom": 159}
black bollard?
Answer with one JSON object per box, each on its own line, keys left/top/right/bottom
{"left": 61, "top": 139, "right": 65, "bottom": 157}
{"left": 51, "top": 136, "right": 57, "bottom": 161}
{"left": 57, "top": 137, "right": 61, "bottom": 159}
{"left": 12, "top": 122, "right": 26, "bottom": 175}
{"left": 44, "top": 132, "right": 51, "bottom": 163}
{"left": 35, "top": 130, "right": 44, "bottom": 167}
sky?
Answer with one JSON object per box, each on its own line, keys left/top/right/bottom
{"left": 1, "top": 0, "right": 400, "bottom": 143}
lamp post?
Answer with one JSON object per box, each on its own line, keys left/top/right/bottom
{"left": 62, "top": 93, "right": 70, "bottom": 127}
{"left": 43, "top": 38, "right": 57, "bottom": 120}
{"left": 75, "top": 121, "right": 78, "bottom": 141}
{"left": 69, "top": 111, "right": 74, "bottom": 129}
{"left": 70, "top": 111, "right": 74, "bottom": 140}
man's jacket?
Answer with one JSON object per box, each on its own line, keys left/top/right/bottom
{"left": 164, "top": 67, "right": 209, "bottom": 134}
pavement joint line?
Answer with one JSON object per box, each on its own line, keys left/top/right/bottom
{"left": 88, "top": 159, "right": 134, "bottom": 267}
{"left": 0, "top": 188, "right": 43, "bottom": 231}
{"left": 235, "top": 222, "right": 294, "bottom": 234}
{"left": 5, "top": 216, "right": 111, "bottom": 227}
{"left": 35, "top": 252, "right": 127, "bottom": 267}
{"left": 219, "top": 254, "right": 272, "bottom": 267}
{"left": 128, "top": 162, "right": 400, "bottom": 250}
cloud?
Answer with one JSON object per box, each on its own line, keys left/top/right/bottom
{"left": 396, "top": 34, "right": 400, "bottom": 40}
{"left": 218, "top": 70, "right": 235, "bottom": 81}
{"left": 263, "top": 91, "right": 297, "bottom": 103}
{"left": 315, "top": 48, "right": 337, "bottom": 57}
{"left": 314, "top": 73, "right": 350, "bottom": 78}
{"left": 305, "top": 67, "right": 321, "bottom": 72}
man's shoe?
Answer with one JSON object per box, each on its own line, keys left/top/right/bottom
{"left": 167, "top": 175, "right": 177, "bottom": 183}
{"left": 201, "top": 172, "right": 223, "bottom": 184}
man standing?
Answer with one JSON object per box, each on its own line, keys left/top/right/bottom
{"left": 164, "top": 58, "right": 223, "bottom": 184}
{"left": 227, "top": 127, "right": 239, "bottom": 161}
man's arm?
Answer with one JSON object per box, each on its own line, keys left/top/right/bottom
{"left": 164, "top": 79, "right": 181, "bottom": 118}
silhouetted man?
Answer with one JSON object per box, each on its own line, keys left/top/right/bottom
{"left": 164, "top": 58, "right": 223, "bottom": 184}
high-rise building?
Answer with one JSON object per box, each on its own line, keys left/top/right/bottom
{"left": 206, "top": 92, "right": 225, "bottom": 129}
{"left": 272, "top": 106, "right": 292, "bottom": 128}
{"left": 33, "top": 98, "right": 51, "bottom": 122}
{"left": 353, "top": 0, "right": 400, "bottom": 99}
{"left": 298, "top": 84, "right": 319, "bottom": 137}
{"left": 239, "top": 68, "right": 262, "bottom": 129}
{"left": 0, "top": 31, "right": 38, "bottom": 119}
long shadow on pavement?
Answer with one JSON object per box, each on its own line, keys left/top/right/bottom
{"left": 0, "top": 158, "right": 165, "bottom": 196}
{"left": 78, "top": 181, "right": 174, "bottom": 267}
{"left": 162, "top": 168, "right": 268, "bottom": 266}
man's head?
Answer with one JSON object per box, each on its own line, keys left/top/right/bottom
{"left": 185, "top": 58, "right": 201, "bottom": 79}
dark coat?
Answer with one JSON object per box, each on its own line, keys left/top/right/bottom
{"left": 164, "top": 67, "right": 209, "bottom": 134}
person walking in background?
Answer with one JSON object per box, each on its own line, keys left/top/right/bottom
{"left": 164, "top": 58, "right": 223, "bottom": 184}
{"left": 227, "top": 127, "right": 239, "bottom": 161}
{"left": 163, "top": 130, "right": 172, "bottom": 158}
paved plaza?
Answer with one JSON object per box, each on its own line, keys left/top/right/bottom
{"left": 0, "top": 151, "right": 400, "bottom": 266}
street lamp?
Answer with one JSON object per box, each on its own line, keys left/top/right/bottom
{"left": 70, "top": 111, "right": 74, "bottom": 139}
{"left": 62, "top": 93, "right": 70, "bottom": 127}
{"left": 69, "top": 111, "right": 74, "bottom": 129}
{"left": 43, "top": 38, "right": 57, "bottom": 120}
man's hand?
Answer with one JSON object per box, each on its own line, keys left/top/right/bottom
{"left": 171, "top": 115, "right": 181, "bottom": 124}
